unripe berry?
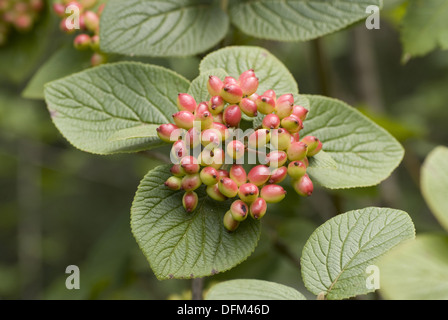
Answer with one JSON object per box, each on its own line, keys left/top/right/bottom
{"left": 248, "top": 129, "right": 270, "bottom": 149}
{"left": 181, "top": 174, "right": 202, "bottom": 192}
{"left": 261, "top": 184, "right": 287, "bottom": 203}
{"left": 183, "top": 191, "right": 198, "bottom": 213}
{"left": 223, "top": 104, "right": 242, "bottom": 128}
{"left": 195, "top": 102, "right": 213, "bottom": 130}
{"left": 209, "top": 96, "right": 224, "bottom": 115}
{"left": 277, "top": 94, "right": 294, "bottom": 106}
{"left": 60, "top": 18, "right": 76, "bottom": 34}
{"left": 218, "top": 169, "right": 229, "bottom": 178}
{"left": 180, "top": 156, "right": 200, "bottom": 174}
{"left": 170, "top": 164, "right": 186, "bottom": 177}
{"left": 287, "top": 141, "right": 308, "bottom": 161}
{"left": 250, "top": 198, "right": 267, "bottom": 220}
{"left": 186, "top": 127, "right": 201, "bottom": 148}
{"left": 262, "top": 114, "right": 280, "bottom": 130}
{"left": 301, "top": 136, "right": 320, "bottom": 155}
{"left": 226, "top": 140, "right": 245, "bottom": 160}
{"left": 287, "top": 161, "right": 307, "bottom": 180}
{"left": 248, "top": 165, "right": 271, "bottom": 186}
{"left": 240, "top": 76, "right": 259, "bottom": 96}
{"left": 200, "top": 167, "right": 219, "bottom": 186}
{"left": 198, "top": 147, "right": 224, "bottom": 169}
{"left": 90, "top": 34, "right": 100, "bottom": 51}
{"left": 263, "top": 90, "right": 277, "bottom": 100}
{"left": 156, "top": 123, "right": 180, "bottom": 143}
{"left": 224, "top": 76, "right": 238, "bottom": 86}
{"left": 177, "top": 93, "right": 196, "bottom": 113}
{"left": 238, "top": 69, "right": 255, "bottom": 83}
{"left": 171, "top": 140, "right": 188, "bottom": 162}
{"left": 201, "top": 128, "right": 221, "bottom": 147}
{"left": 230, "top": 200, "right": 249, "bottom": 222}
{"left": 218, "top": 177, "right": 238, "bottom": 198}
{"left": 238, "top": 183, "right": 259, "bottom": 203}
{"left": 256, "top": 95, "right": 276, "bottom": 114}
{"left": 270, "top": 128, "right": 291, "bottom": 151}
{"left": 307, "top": 140, "right": 323, "bottom": 157}
{"left": 53, "top": 3, "right": 66, "bottom": 17}
{"left": 90, "top": 52, "right": 108, "bottom": 66}
{"left": 269, "top": 166, "right": 288, "bottom": 184}
{"left": 165, "top": 176, "right": 182, "bottom": 191}
{"left": 223, "top": 210, "right": 240, "bottom": 232}
{"left": 292, "top": 174, "right": 314, "bottom": 197}
{"left": 266, "top": 150, "right": 287, "bottom": 167}
{"left": 212, "top": 122, "right": 229, "bottom": 141}
{"left": 206, "top": 184, "right": 227, "bottom": 201}
{"left": 208, "top": 75, "right": 223, "bottom": 97}
{"left": 292, "top": 105, "right": 309, "bottom": 121}
{"left": 229, "top": 165, "right": 247, "bottom": 187}
{"left": 221, "top": 85, "right": 243, "bottom": 104}
{"left": 173, "top": 111, "right": 195, "bottom": 129}
{"left": 73, "top": 34, "right": 91, "bottom": 50}
{"left": 83, "top": 10, "right": 99, "bottom": 32}
{"left": 281, "top": 115, "right": 303, "bottom": 133}
{"left": 239, "top": 98, "right": 258, "bottom": 117}
{"left": 275, "top": 99, "right": 293, "bottom": 120}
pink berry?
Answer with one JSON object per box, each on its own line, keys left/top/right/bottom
{"left": 287, "top": 141, "right": 308, "bottom": 161}
{"left": 221, "top": 84, "right": 243, "bottom": 104}
{"left": 262, "top": 114, "right": 280, "bottom": 130}
{"left": 183, "top": 191, "right": 199, "bottom": 213}
{"left": 307, "top": 140, "right": 323, "bottom": 157}
{"left": 229, "top": 165, "right": 247, "bottom": 187}
{"left": 226, "top": 140, "right": 245, "bottom": 160}
{"left": 201, "top": 128, "right": 221, "bottom": 147}
{"left": 171, "top": 140, "right": 188, "bottom": 161}
{"left": 211, "top": 122, "right": 229, "bottom": 141}
{"left": 281, "top": 115, "right": 303, "bottom": 133}
{"left": 165, "top": 176, "right": 182, "bottom": 191}
{"left": 266, "top": 150, "right": 287, "bottom": 167}
{"left": 260, "top": 184, "right": 287, "bottom": 203}
{"left": 206, "top": 184, "right": 227, "bottom": 201}
{"left": 177, "top": 93, "right": 197, "bottom": 113}
{"left": 223, "top": 105, "right": 242, "bottom": 128}
{"left": 248, "top": 165, "right": 271, "bottom": 186}
{"left": 230, "top": 200, "right": 249, "bottom": 221}
{"left": 172, "top": 110, "right": 195, "bottom": 129}
{"left": 250, "top": 198, "right": 267, "bottom": 220}
{"left": 238, "top": 183, "right": 259, "bottom": 203}
{"left": 156, "top": 123, "right": 181, "bottom": 143}
{"left": 170, "top": 164, "right": 186, "bottom": 177}
{"left": 208, "top": 75, "right": 223, "bottom": 97}
{"left": 270, "top": 128, "right": 291, "bottom": 151}
{"left": 218, "top": 177, "right": 238, "bottom": 198}
{"left": 83, "top": 10, "right": 99, "bottom": 32}
{"left": 256, "top": 95, "right": 276, "bottom": 115}
{"left": 73, "top": 33, "right": 91, "bottom": 50}
{"left": 239, "top": 98, "right": 258, "bottom": 117}
{"left": 199, "top": 147, "right": 224, "bottom": 169}
{"left": 238, "top": 69, "right": 256, "bottom": 83}
{"left": 301, "top": 136, "right": 320, "bottom": 155}
{"left": 200, "top": 167, "right": 219, "bottom": 186}
{"left": 209, "top": 96, "right": 225, "bottom": 115}
{"left": 263, "top": 90, "right": 277, "bottom": 100}
{"left": 180, "top": 156, "right": 200, "bottom": 174}
{"left": 248, "top": 129, "right": 270, "bottom": 149}
{"left": 269, "top": 166, "right": 288, "bottom": 184}
{"left": 186, "top": 127, "right": 201, "bottom": 148}
{"left": 292, "top": 105, "right": 309, "bottom": 121}
{"left": 181, "top": 174, "right": 202, "bottom": 192}
{"left": 224, "top": 76, "right": 238, "bottom": 86}
{"left": 287, "top": 161, "right": 307, "bottom": 180}
{"left": 292, "top": 174, "right": 314, "bottom": 197}
{"left": 240, "top": 76, "right": 259, "bottom": 96}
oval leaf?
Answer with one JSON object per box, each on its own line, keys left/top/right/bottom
{"left": 301, "top": 207, "right": 415, "bottom": 300}
{"left": 421, "top": 146, "right": 448, "bottom": 232}
{"left": 44, "top": 62, "right": 190, "bottom": 154}
{"left": 379, "top": 235, "right": 448, "bottom": 300}
{"left": 205, "top": 279, "right": 306, "bottom": 300}
{"left": 131, "top": 165, "right": 261, "bottom": 279}
{"left": 303, "top": 95, "right": 404, "bottom": 189}
{"left": 200, "top": 46, "right": 298, "bottom": 96}
{"left": 229, "top": 0, "right": 382, "bottom": 42}
{"left": 100, "top": 0, "right": 229, "bottom": 57}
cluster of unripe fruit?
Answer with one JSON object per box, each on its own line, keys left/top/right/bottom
{"left": 157, "top": 70, "right": 322, "bottom": 232}
{"left": 0, "top": 0, "right": 44, "bottom": 46}
{"left": 52, "top": 0, "right": 106, "bottom": 66}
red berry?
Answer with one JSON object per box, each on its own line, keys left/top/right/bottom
{"left": 248, "top": 165, "right": 271, "bottom": 186}
{"left": 281, "top": 115, "right": 303, "bottom": 133}
{"left": 181, "top": 174, "right": 202, "bottom": 192}
{"left": 208, "top": 75, "right": 223, "bottom": 97}
{"left": 186, "top": 127, "right": 201, "bottom": 148}
{"left": 292, "top": 105, "right": 309, "bottom": 121}
{"left": 73, "top": 34, "right": 91, "bottom": 50}
{"left": 308, "top": 140, "right": 323, "bottom": 157}
{"left": 269, "top": 166, "right": 288, "bottom": 184}
{"left": 224, "top": 76, "right": 239, "bottom": 86}
{"left": 239, "top": 98, "right": 258, "bottom": 117}
{"left": 277, "top": 94, "right": 294, "bottom": 106}
{"left": 260, "top": 184, "right": 287, "bottom": 203}
{"left": 223, "top": 210, "right": 239, "bottom": 232}
{"left": 240, "top": 76, "right": 259, "bottom": 96}
{"left": 180, "top": 156, "right": 200, "bottom": 174}
{"left": 275, "top": 99, "right": 293, "bottom": 120}
{"left": 183, "top": 191, "right": 199, "bottom": 213}
{"left": 266, "top": 150, "right": 287, "bottom": 167}
{"left": 263, "top": 90, "right": 277, "bottom": 100}
{"left": 230, "top": 200, "right": 249, "bottom": 221}
{"left": 229, "top": 165, "right": 247, "bottom": 187}
{"left": 173, "top": 110, "right": 195, "bottom": 129}
{"left": 226, "top": 140, "right": 245, "bottom": 160}
{"left": 287, "top": 141, "right": 308, "bottom": 161}
{"left": 170, "top": 164, "right": 186, "bottom": 177}
{"left": 238, "top": 183, "right": 259, "bottom": 203}
{"left": 156, "top": 123, "right": 181, "bottom": 143}
{"left": 209, "top": 96, "right": 225, "bottom": 115}
{"left": 292, "top": 174, "right": 314, "bottom": 197}
{"left": 256, "top": 95, "right": 276, "bottom": 114}
{"left": 177, "top": 93, "right": 197, "bottom": 113}
{"left": 211, "top": 122, "right": 229, "bottom": 141}
{"left": 221, "top": 85, "right": 243, "bottom": 104}
{"left": 250, "top": 198, "right": 267, "bottom": 220}
{"left": 218, "top": 169, "right": 229, "bottom": 178}
{"left": 199, "top": 147, "right": 224, "bottom": 169}
{"left": 83, "top": 10, "right": 99, "bottom": 32}
{"left": 270, "top": 128, "right": 291, "bottom": 151}
{"left": 248, "top": 129, "right": 270, "bottom": 149}
{"left": 53, "top": 3, "right": 66, "bottom": 16}
{"left": 262, "top": 114, "right": 281, "bottom": 130}
{"left": 238, "top": 70, "right": 255, "bottom": 83}
{"left": 201, "top": 128, "right": 221, "bottom": 147}
{"left": 195, "top": 102, "right": 213, "bottom": 130}
{"left": 223, "top": 104, "right": 242, "bottom": 128}
{"left": 171, "top": 140, "right": 188, "bottom": 162}
{"left": 218, "top": 177, "right": 239, "bottom": 198}
{"left": 301, "top": 136, "right": 320, "bottom": 155}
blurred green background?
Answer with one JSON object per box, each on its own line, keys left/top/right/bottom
{"left": 1, "top": 0, "right": 447, "bottom": 299}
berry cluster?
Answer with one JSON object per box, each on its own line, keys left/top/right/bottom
{"left": 157, "top": 70, "right": 322, "bottom": 232}
{"left": 52, "top": 0, "right": 106, "bottom": 66}
{"left": 0, "top": 0, "right": 44, "bottom": 46}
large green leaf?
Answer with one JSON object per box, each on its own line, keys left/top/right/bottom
{"left": 131, "top": 165, "right": 261, "bottom": 280}
{"left": 205, "top": 279, "right": 306, "bottom": 300}
{"left": 229, "top": 0, "right": 382, "bottom": 41}
{"left": 301, "top": 207, "right": 415, "bottom": 300}
{"left": 100, "top": 0, "right": 229, "bottom": 57}
{"left": 44, "top": 62, "right": 189, "bottom": 154}
{"left": 379, "top": 235, "right": 448, "bottom": 300}
{"left": 421, "top": 146, "right": 448, "bottom": 231}
{"left": 302, "top": 95, "right": 404, "bottom": 189}
{"left": 23, "top": 46, "right": 92, "bottom": 100}
{"left": 401, "top": 0, "right": 448, "bottom": 59}
{"left": 200, "top": 46, "right": 298, "bottom": 96}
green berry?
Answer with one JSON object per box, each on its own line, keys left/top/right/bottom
{"left": 181, "top": 174, "right": 202, "bottom": 192}
{"left": 165, "top": 176, "right": 182, "bottom": 191}
{"left": 223, "top": 210, "right": 240, "bottom": 232}
{"left": 200, "top": 167, "right": 219, "bottom": 186}
{"left": 218, "top": 177, "right": 238, "bottom": 198}
{"left": 206, "top": 184, "right": 227, "bottom": 201}
{"left": 287, "top": 161, "right": 307, "bottom": 180}
{"left": 260, "top": 184, "right": 286, "bottom": 203}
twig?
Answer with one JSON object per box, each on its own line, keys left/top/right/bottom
{"left": 192, "top": 278, "right": 204, "bottom": 300}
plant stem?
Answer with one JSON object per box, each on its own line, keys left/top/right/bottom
{"left": 192, "top": 278, "right": 204, "bottom": 300}
{"left": 311, "top": 38, "right": 332, "bottom": 96}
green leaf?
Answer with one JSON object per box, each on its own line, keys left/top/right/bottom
{"left": 107, "top": 124, "right": 160, "bottom": 142}
{"left": 23, "top": 46, "right": 92, "bottom": 100}
{"left": 301, "top": 207, "right": 415, "bottom": 300}
{"left": 379, "top": 235, "right": 448, "bottom": 300}
{"left": 229, "top": 0, "right": 382, "bottom": 42}
{"left": 188, "top": 68, "right": 228, "bottom": 103}
{"left": 401, "top": 0, "right": 448, "bottom": 59}
{"left": 131, "top": 165, "right": 261, "bottom": 279}
{"left": 44, "top": 62, "right": 190, "bottom": 155}
{"left": 100, "top": 0, "right": 229, "bottom": 57}
{"left": 302, "top": 95, "right": 404, "bottom": 189}
{"left": 205, "top": 279, "right": 306, "bottom": 300}
{"left": 200, "top": 46, "right": 298, "bottom": 96}
{"left": 421, "top": 146, "right": 448, "bottom": 231}
{"left": 308, "top": 151, "right": 337, "bottom": 170}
